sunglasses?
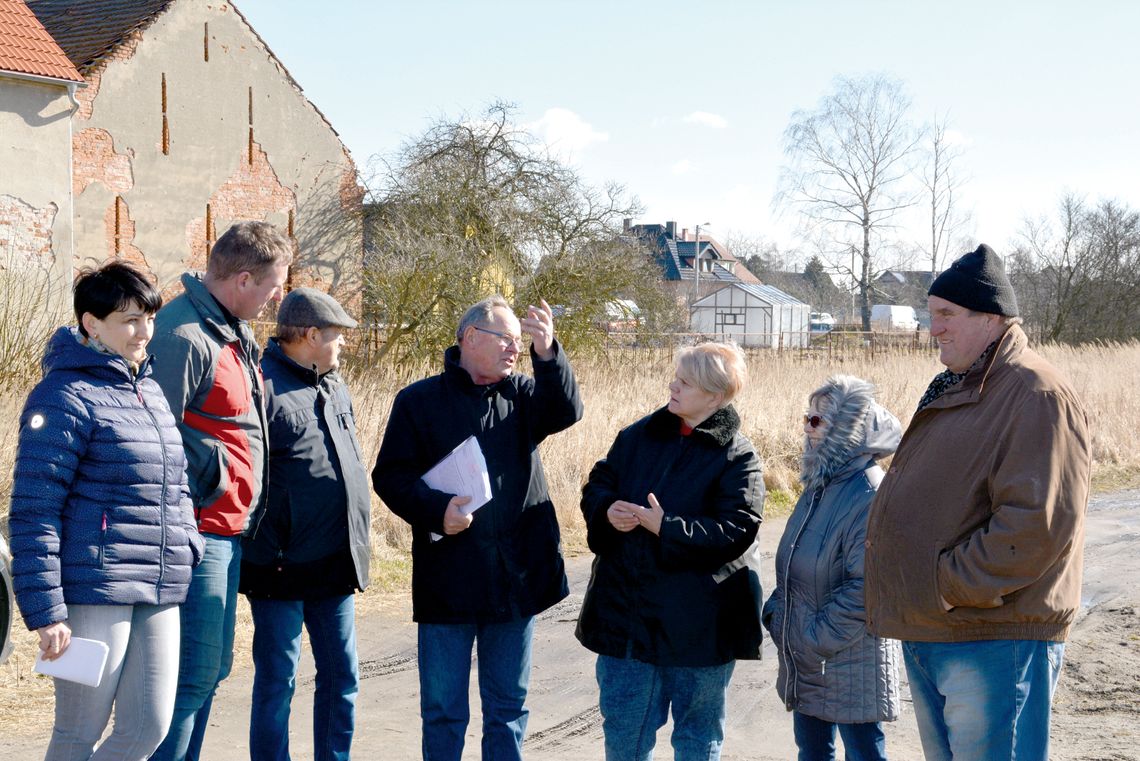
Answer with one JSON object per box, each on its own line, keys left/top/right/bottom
{"left": 802, "top": 413, "right": 827, "bottom": 429}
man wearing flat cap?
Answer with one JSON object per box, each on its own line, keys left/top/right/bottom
{"left": 864, "top": 244, "right": 1091, "bottom": 760}
{"left": 239, "top": 287, "right": 372, "bottom": 761}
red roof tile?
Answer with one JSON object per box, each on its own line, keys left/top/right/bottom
{"left": 0, "top": 0, "right": 83, "bottom": 82}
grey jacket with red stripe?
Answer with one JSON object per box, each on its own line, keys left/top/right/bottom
{"left": 149, "top": 273, "right": 269, "bottom": 537}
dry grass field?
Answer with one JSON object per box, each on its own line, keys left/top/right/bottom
{"left": 3, "top": 338, "right": 1140, "bottom": 732}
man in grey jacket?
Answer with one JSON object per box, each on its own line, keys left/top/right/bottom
{"left": 150, "top": 221, "right": 292, "bottom": 761}
{"left": 240, "top": 288, "right": 371, "bottom": 761}
{"left": 865, "top": 244, "right": 1091, "bottom": 761}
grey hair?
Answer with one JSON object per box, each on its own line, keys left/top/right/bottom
{"left": 456, "top": 295, "right": 511, "bottom": 342}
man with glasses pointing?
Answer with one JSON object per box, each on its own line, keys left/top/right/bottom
{"left": 373, "top": 295, "right": 583, "bottom": 761}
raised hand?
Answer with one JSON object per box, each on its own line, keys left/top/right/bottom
{"left": 521, "top": 299, "right": 555, "bottom": 360}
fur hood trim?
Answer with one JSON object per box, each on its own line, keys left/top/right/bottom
{"left": 801, "top": 375, "right": 901, "bottom": 490}
{"left": 647, "top": 404, "right": 741, "bottom": 447}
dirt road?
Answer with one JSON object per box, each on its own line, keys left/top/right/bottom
{"left": 3, "top": 493, "right": 1137, "bottom": 759}
{"left": 202, "top": 491, "right": 1140, "bottom": 760}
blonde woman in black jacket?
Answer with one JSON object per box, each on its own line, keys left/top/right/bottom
{"left": 576, "top": 342, "right": 765, "bottom": 761}
{"left": 763, "top": 375, "right": 902, "bottom": 761}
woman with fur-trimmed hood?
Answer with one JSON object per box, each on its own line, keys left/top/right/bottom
{"left": 763, "top": 375, "right": 903, "bottom": 761}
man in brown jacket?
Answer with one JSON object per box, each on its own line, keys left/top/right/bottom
{"left": 865, "top": 244, "right": 1091, "bottom": 761}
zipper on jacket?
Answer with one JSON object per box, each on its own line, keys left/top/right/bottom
{"left": 135, "top": 377, "right": 169, "bottom": 601}
{"left": 99, "top": 511, "right": 108, "bottom": 568}
{"left": 238, "top": 335, "right": 271, "bottom": 531}
{"left": 781, "top": 486, "right": 823, "bottom": 709}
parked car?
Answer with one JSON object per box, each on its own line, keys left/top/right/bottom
{"left": 809, "top": 312, "right": 835, "bottom": 334}
{"left": 870, "top": 304, "right": 919, "bottom": 332}
{"left": 1, "top": 534, "right": 14, "bottom": 664}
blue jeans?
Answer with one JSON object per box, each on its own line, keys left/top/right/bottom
{"left": 417, "top": 616, "right": 534, "bottom": 761}
{"left": 903, "top": 639, "right": 1065, "bottom": 761}
{"left": 792, "top": 711, "right": 886, "bottom": 761}
{"left": 248, "top": 594, "right": 359, "bottom": 761}
{"left": 152, "top": 534, "right": 241, "bottom": 761}
{"left": 596, "top": 654, "right": 735, "bottom": 761}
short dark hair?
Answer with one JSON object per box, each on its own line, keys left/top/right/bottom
{"left": 74, "top": 261, "right": 163, "bottom": 337}
{"left": 207, "top": 221, "right": 294, "bottom": 281}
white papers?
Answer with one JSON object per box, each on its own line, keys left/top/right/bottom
{"left": 34, "top": 636, "right": 110, "bottom": 687}
{"left": 422, "top": 435, "right": 493, "bottom": 541}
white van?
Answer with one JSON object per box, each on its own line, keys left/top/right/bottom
{"left": 870, "top": 304, "right": 918, "bottom": 332}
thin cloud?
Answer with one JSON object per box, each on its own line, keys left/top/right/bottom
{"left": 943, "top": 128, "right": 971, "bottom": 147}
{"left": 683, "top": 111, "right": 728, "bottom": 129}
{"left": 526, "top": 108, "right": 609, "bottom": 155}
{"left": 671, "top": 159, "right": 694, "bottom": 175}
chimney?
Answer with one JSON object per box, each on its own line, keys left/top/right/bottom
{"left": 623, "top": 218, "right": 632, "bottom": 233}
{"left": 665, "top": 220, "right": 676, "bottom": 238}
{"left": 681, "top": 228, "right": 688, "bottom": 240}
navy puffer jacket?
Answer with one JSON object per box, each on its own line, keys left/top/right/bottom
{"left": 9, "top": 327, "right": 203, "bottom": 631}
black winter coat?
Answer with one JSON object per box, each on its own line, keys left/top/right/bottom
{"left": 576, "top": 406, "right": 765, "bottom": 667}
{"left": 372, "top": 342, "right": 582, "bottom": 624}
{"left": 240, "top": 340, "right": 371, "bottom": 599}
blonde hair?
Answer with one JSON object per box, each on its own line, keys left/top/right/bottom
{"left": 676, "top": 341, "right": 748, "bottom": 405}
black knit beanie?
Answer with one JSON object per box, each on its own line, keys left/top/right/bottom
{"left": 928, "top": 244, "right": 1019, "bottom": 316}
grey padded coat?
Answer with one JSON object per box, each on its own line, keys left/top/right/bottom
{"left": 762, "top": 376, "right": 903, "bottom": 724}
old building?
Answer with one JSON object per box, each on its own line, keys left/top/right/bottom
{"left": 0, "top": 0, "right": 84, "bottom": 281}
{"left": 21, "top": 0, "right": 363, "bottom": 298}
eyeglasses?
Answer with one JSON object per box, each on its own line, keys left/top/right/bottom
{"left": 803, "top": 413, "right": 827, "bottom": 429}
{"left": 473, "top": 326, "right": 524, "bottom": 349}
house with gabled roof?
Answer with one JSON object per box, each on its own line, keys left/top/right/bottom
{"left": 626, "top": 219, "right": 761, "bottom": 303}
{"left": 0, "top": 0, "right": 84, "bottom": 280}
{"left": 14, "top": 0, "right": 363, "bottom": 301}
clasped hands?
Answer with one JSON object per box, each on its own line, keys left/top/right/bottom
{"left": 607, "top": 493, "right": 665, "bottom": 536}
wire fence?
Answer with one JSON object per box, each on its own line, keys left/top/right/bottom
{"left": 308, "top": 321, "right": 939, "bottom": 371}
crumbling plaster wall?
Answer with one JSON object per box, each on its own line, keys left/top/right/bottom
{"left": 0, "top": 77, "right": 74, "bottom": 278}
{"left": 72, "top": 0, "right": 362, "bottom": 299}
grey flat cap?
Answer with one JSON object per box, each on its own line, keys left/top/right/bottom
{"left": 277, "top": 287, "right": 358, "bottom": 329}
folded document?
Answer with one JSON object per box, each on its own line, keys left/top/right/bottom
{"left": 422, "top": 435, "right": 493, "bottom": 541}
{"left": 34, "top": 636, "right": 110, "bottom": 687}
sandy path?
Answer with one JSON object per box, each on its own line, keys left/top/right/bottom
{"left": 2, "top": 493, "right": 1137, "bottom": 759}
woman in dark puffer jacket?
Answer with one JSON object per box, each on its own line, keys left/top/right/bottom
{"left": 763, "top": 375, "right": 902, "bottom": 761}
{"left": 9, "top": 262, "right": 203, "bottom": 760}
{"left": 577, "top": 342, "right": 765, "bottom": 761}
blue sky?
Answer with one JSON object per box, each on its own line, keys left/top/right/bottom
{"left": 237, "top": 0, "right": 1139, "bottom": 267}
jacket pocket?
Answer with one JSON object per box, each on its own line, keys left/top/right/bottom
{"left": 336, "top": 411, "right": 364, "bottom": 461}
{"left": 932, "top": 542, "right": 949, "bottom": 612}
{"left": 191, "top": 443, "right": 229, "bottom": 511}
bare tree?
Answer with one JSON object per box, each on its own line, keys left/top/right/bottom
{"left": 1013, "top": 193, "right": 1140, "bottom": 342}
{"left": 777, "top": 74, "right": 921, "bottom": 329}
{"left": 922, "top": 112, "right": 971, "bottom": 277}
{"left": 362, "top": 102, "right": 672, "bottom": 363}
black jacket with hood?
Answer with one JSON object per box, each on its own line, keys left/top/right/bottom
{"left": 576, "top": 405, "right": 765, "bottom": 668}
